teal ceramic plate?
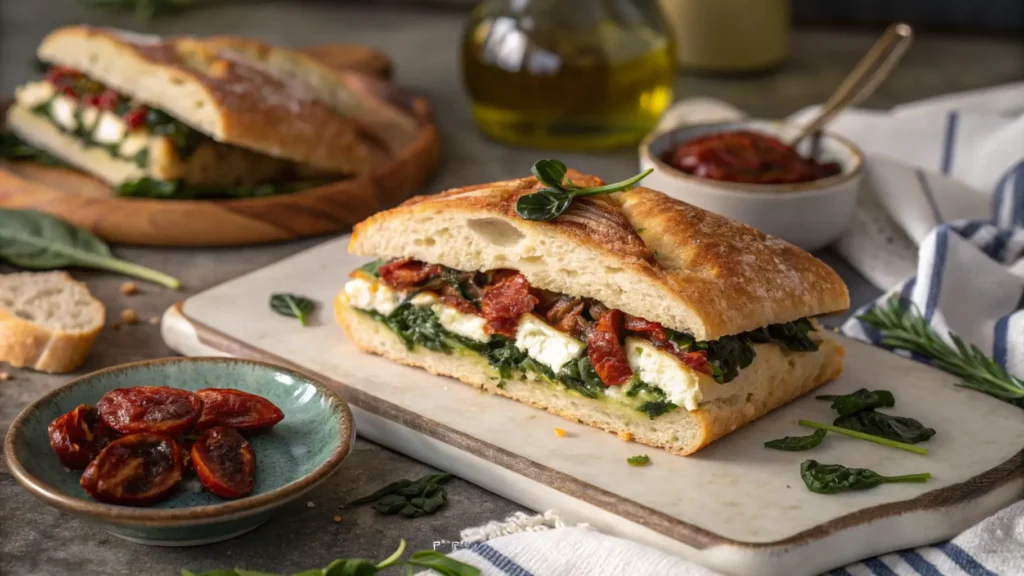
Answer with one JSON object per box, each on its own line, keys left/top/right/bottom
{"left": 4, "top": 357, "right": 354, "bottom": 546}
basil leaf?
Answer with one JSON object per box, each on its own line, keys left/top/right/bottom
{"left": 515, "top": 187, "right": 573, "bottom": 221}
{"left": 530, "top": 159, "right": 568, "bottom": 189}
{"left": 0, "top": 209, "right": 180, "bottom": 288}
{"left": 764, "top": 428, "right": 826, "bottom": 451}
{"left": 627, "top": 454, "right": 650, "bottom": 466}
{"left": 269, "top": 293, "right": 316, "bottom": 326}
{"left": 819, "top": 388, "right": 895, "bottom": 416}
{"left": 833, "top": 410, "right": 936, "bottom": 444}
{"left": 800, "top": 460, "right": 930, "bottom": 494}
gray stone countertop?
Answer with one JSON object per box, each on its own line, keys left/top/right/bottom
{"left": 1, "top": 2, "right": 1021, "bottom": 575}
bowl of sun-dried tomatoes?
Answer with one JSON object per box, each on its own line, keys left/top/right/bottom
{"left": 4, "top": 357, "right": 354, "bottom": 546}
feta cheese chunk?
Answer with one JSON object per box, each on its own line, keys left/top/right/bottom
{"left": 343, "top": 277, "right": 401, "bottom": 316}
{"left": 434, "top": 304, "right": 490, "bottom": 342}
{"left": 49, "top": 96, "right": 78, "bottom": 131}
{"left": 515, "top": 313, "right": 585, "bottom": 373}
{"left": 625, "top": 337, "right": 703, "bottom": 411}
{"left": 93, "top": 111, "right": 127, "bottom": 144}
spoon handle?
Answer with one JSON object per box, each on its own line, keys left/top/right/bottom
{"left": 791, "top": 23, "right": 914, "bottom": 146}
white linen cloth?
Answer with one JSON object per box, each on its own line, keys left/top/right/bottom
{"left": 420, "top": 84, "right": 1024, "bottom": 576}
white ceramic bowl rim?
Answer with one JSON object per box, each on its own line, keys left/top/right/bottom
{"left": 640, "top": 119, "right": 865, "bottom": 199}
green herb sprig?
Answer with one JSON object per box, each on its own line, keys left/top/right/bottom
{"left": 798, "top": 420, "right": 927, "bottom": 455}
{"left": 0, "top": 209, "right": 180, "bottom": 288}
{"left": 800, "top": 460, "right": 931, "bottom": 494}
{"left": 515, "top": 159, "right": 652, "bottom": 221}
{"left": 270, "top": 294, "right": 316, "bottom": 326}
{"left": 182, "top": 539, "right": 480, "bottom": 576}
{"left": 345, "top": 473, "right": 451, "bottom": 519}
{"left": 764, "top": 428, "right": 827, "bottom": 451}
{"left": 859, "top": 295, "right": 1024, "bottom": 405}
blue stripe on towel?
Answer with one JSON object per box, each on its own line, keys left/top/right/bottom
{"left": 915, "top": 169, "right": 944, "bottom": 223}
{"left": 469, "top": 542, "right": 534, "bottom": 576}
{"left": 924, "top": 227, "right": 950, "bottom": 322}
{"left": 956, "top": 220, "right": 984, "bottom": 238}
{"left": 941, "top": 111, "right": 959, "bottom": 175}
{"left": 863, "top": 557, "right": 898, "bottom": 576}
{"left": 1014, "top": 163, "right": 1024, "bottom": 227}
{"left": 937, "top": 542, "right": 997, "bottom": 576}
{"left": 993, "top": 314, "right": 1011, "bottom": 368}
{"left": 898, "top": 550, "right": 943, "bottom": 576}
{"left": 987, "top": 228, "right": 1012, "bottom": 262}
{"left": 829, "top": 569, "right": 855, "bottom": 576}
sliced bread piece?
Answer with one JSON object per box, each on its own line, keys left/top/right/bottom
{"left": 0, "top": 272, "right": 105, "bottom": 373}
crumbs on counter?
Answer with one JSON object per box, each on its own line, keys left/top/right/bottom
{"left": 307, "top": 501, "right": 315, "bottom": 508}
{"left": 618, "top": 431, "right": 633, "bottom": 442}
{"left": 554, "top": 427, "right": 567, "bottom": 437}
{"left": 332, "top": 515, "right": 342, "bottom": 523}
{"left": 0, "top": 371, "right": 9, "bottom": 381}
{"left": 120, "top": 282, "right": 138, "bottom": 296}
{"left": 121, "top": 309, "right": 139, "bottom": 324}
{"left": 111, "top": 321, "right": 122, "bottom": 331}
{"left": 149, "top": 316, "right": 160, "bottom": 325}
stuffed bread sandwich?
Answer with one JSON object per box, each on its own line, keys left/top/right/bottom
{"left": 335, "top": 164, "right": 850, "bottom": 455}
{"left": 6, "top": 26, "right": 367, "bottom": 193}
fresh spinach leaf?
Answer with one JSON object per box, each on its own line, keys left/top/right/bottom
{"left": 638, "top": 400, "right": 676, "bottom": 418}
{"left": 764, "top": 428, "right": 826, "bottom": 451}
{"left": 269, "top": 293, "right": 316, "bottom": 326}
{"left": 627, "top": 454, "right": 650, "bottom": 466}
{"left": 357, "top": 259, "right": 386, "bottom": 277}
{"left": 556, "top": 357, "right": 605, "bottom": 399}
{"left": 116, "top": 177, "right": 330, "bottom": 200}
{"left": 833, "top": 410, "right": 936, "bottom": 444}
{"left": 800, "top": 460, "right": 931, "bottom": 494}
{"left": 0, "top": 209, "right": 180, "bottom": 288}
{"left": 515, "top": 159, "right": 653, "bottom": 221}
{"left": 817, "top": 388, "right": 895, "bottom": 416}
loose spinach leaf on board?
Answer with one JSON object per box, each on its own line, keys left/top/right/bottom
{"left": 627, "top": 455, "right": 650, "bottom": 466}
{"left": 764, "top": 428, "right": 827, "bottom": 451}
{"left": 181, "top": 538, "right": 480, "bottom": 576}
{"left": 0, "top": 209, "right": 180, "bottom": 288}
{"left": 816, "top": 388, "right": 896, "bottom": 416}
{"left": 800, "top": 460, "right": 931, "bottom": 494}
{"left": 833, "top": 410, "right": 936, "bottom": 444}
{"left": 514, "top": 159, "right": 653, "bottom": 221}
{"left": 0, "top": 132, "right": 67, "bottom": 166}
{"left": 859, "top": 295, "right": 1024, "bottom": 407}
{"left": 270, "top": 294, "right": 316, "bottom": 326}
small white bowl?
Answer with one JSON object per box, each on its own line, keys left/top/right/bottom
{"left": 639, "top": 120, "right": 864, "bottom": 251}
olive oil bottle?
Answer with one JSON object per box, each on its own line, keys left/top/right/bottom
{"left": 461, "top": 0, "right": 676, "bottom": 151}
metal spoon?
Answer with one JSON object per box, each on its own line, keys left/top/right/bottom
{"left": 791, "top": 23, "right": 914, "bottom": 148}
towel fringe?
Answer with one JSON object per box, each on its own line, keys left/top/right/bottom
{"left": 459, "top": 510, "right": 590, "bottom": 543}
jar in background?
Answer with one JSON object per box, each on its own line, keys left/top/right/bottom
{"left": 461, "top": 0, "right": 676, "bottom": 151}
{"left": 658, "top": 0, "right": 790, "bottom": 73}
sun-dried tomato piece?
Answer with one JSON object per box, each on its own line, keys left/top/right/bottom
{"left": 438, "top": 283, "right": 478, "bottom": 315}
{"left": 80, "top": 433, "right": 183, "bottom": 505}
{"left": 194, "top": 389, "right": 284, "bottom": 432}
{"left": 97, "top": 386, "right": 203, "bottom": 436}
{"left": 47, "top": 404, "right": 113, "bottom": 470}
{"left": 190, "top": 427, "right": 256, "bottom": 499}
{"left": 587, "top": 310, "right": 633, "bottom": 386}
{"left": 96, "top": 89, "right": 120, "bottom": 110}
{"left": 481, "top": 273, "right": 539, "bottom": 337}
{"left": 544, "top": 296, "right": 588, "bottom": 339}
{"left": 377, "top": 259, "right": 442, "bottom": 290}
{"left": 46, "top": 66, "right": 80, "bottom": 86}
{"left": 623, "top": 313, "right": 669, "bottom": 344}
{"left": 679, "top": 349, "right": 712, "bottom": 375}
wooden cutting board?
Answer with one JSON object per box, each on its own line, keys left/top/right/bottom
{"left": 0, "top": 45, "right": 439, "bottom": 247}
{"left": 161, "top": 235, "right": 1024, "bottom": 576}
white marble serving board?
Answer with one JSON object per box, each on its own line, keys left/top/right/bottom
{"left": 162, "top": 235, "right": 1024, "bottom": 576}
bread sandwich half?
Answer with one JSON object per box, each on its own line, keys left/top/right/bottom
{"left": 335, "top": 170, "right": 850, "bottom": 455}
{"left": 6, "top": 26, "right": 367, "bottom": 190}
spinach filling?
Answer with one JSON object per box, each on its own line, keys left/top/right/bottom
{"left": 114, "top": 177, "right": 330, "bottom": 200}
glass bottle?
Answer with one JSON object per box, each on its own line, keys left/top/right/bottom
{"left": 461, "top": 0, "right": 676, "bottom": 151}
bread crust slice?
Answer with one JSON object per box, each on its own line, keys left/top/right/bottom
{"left": 336, "top": 298, "right": 845, "bottom": 456}
{"left": 349, "top": 170, "right": 850, "bottom": 340}
{"left": 36, "top": 26, "right": 368, "bottom": 175}
{"left": 0, "top": 272, "right": 105, "bottom": 373}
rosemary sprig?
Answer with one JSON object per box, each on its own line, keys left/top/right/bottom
{"left": 858, "top": 295, "right": 1024, "bottom": 404}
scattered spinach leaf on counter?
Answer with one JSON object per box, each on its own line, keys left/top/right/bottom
{"left": 182, "top": 538, "right": 480, "bottom": 576}
{"left": 0, "top": 209, "right": 180, "bottom": 288}
{"left": 0, "top": 132, "right": 67, "bottom": 166}
{"left": 346, "top": 473, "right": 452, "bottom": 519}
{"left": 860, "top": 295, "right": 1024, "bottom": 407}
{"left": 816, "top": 388, "right": 895, "bottom": 416}
{"left": 116, "top": 177, "right": 332, "bottom": 200}
{"left": 832, "top": 410, "right": 936, "bottom": 444}
{"left": 627, "top": 455, "right": 650, "bottom": 466}
{"left": 798, "top": 420, "right": 927, "bottom": 455}
{"left": 764, "top": 428, "right": 827, "bottom": 451}
{"left": 270, "top": 294, "right": 316, "bottom": 326}
{"left": 800, "top": 460, "right": 931, "bottom": 495}
{"left": 515, "top": 159, "right": 653, "bottom": 221}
